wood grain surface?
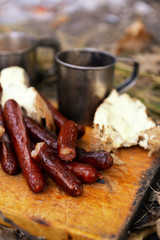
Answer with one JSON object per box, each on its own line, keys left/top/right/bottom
{"left": 0, "top": 127, "right": 159, "bottom": 240}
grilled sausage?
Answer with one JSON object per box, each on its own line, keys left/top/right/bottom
{"left": 64, "top": 161, "right": 103, "bottom": 184}
{"left": 0, "top": 104, "right": 19, "bottom": 175}
{"left": 3, "top": 100, "right": 45, "bottom": 193}
{"left": 32, "top": 142, "right": 83, "bottom": 196}
{"left": 57, "top": 120, "right": 78, "bottom": 161}
{"left": 76, "top": 148, "right": 113, "bottom": 170}
{"left": 24, "top": 116, "right": 57, "bottom": 152}
{"left": 25, "top": 115, "right": 113, "bottom": 170}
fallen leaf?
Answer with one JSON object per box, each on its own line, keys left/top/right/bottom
{"left": 156, "top": 218, "right": 160, "bottom": 238}
{"left": 128, "top": 226, "right": 156, "bottom": 240}
{"left": 115, "top": 20, "right": 153, "bottom": 54}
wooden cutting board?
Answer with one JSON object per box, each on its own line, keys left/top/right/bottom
{"left": 0, "top": 127, "right": 159, "bottom": 240}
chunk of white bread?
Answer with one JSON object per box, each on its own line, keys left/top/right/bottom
{"left": 92, "top": 89, "right": 160, "bottom": 161}
{"left": 0, "top": 66, "right": 55, "bottom": 131}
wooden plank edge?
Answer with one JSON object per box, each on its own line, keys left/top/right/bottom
{"left": 0, "top": 211, "right": 45, "bottom": 239}
{"left": 118, "top": 153, "right": 160, "bottom": 240}
{"left": 0, "top": 210, "right": 108, "bottom": 240}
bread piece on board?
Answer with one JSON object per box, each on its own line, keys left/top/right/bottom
{"left": 0, "top": 66, "right": 55, "bottom": 131}
{"left": 143, "top": 126, "right": 160, "bottom": 156}
{"left": 92, "top": 90, "right": 159, "bottom": 162}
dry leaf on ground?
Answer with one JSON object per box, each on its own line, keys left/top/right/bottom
{"left": 115, "top": 20, "right": 153, "bottom": 54}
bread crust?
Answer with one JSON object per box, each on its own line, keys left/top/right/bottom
{"left": 0, "top": 126, "right": 5, "bottom": 138}
{"left": 0, "top": 66, "right": 55, "bottom": 131}
{"left": 31, "top": 89, "right": 55, "bottom": 131}
{"left": 144, "top": 126, "right": 160, "bottom": 156}
{"left": 91, "top": 90, "right": 160, "bottom": 162}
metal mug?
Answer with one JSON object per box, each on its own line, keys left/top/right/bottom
{"left": 0, "top": 31, "right": 60, "bottom": 85}
{"left": 55, "top": 48, "right": 139, "bottom": 125}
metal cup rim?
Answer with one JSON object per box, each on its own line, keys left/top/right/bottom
{"left": 55, "top": 48, "right": 117, "bottom": 70}
{"left": 0, "top": 31, "right": 38, "bottom": 56}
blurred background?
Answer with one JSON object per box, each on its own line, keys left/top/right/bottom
{"left": 0, "top": 0, "right": 159, "bottom": 53}
{"left": 0, "top": 0, "right": 159, "bottom": 114}
{"left": 0, "top": 0, "right": 159, "bottom": 121}
{"left": 0, "top": 0, "right": 160, "bottom": 240}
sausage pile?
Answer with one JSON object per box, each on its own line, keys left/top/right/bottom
{"left": 0, "top": 98, "right": 113, "bottom": 196}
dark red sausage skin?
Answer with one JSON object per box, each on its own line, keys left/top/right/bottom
{"left": 64, "top": 162, "right": 103, "bottom": 184}
{"left": 0, "top": 104, "right": 19, "bottom": 175}
{"left": 32, "top": 143, "right": 83, "bottom": 196}
{"left": 3, "top": 100, "right": 45, "bottom": 193}
{"left": 24, "top": 116, "right": 57, "bottom": 151}
{"left": 24, "top": 115, "right": 113, "bottom": 170}
{"left": 76, "top": 148, "right": 113, "bottom": 171}
{"left": 1, "top": 141, "right": 19, "bottom": 175}
{"left": 42, "top": 97, "right": 85, "bottom": 139}
{"left": 57, "top": 120, "right": 78, "bottom": 161}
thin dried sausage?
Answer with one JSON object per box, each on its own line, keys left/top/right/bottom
{"left": 76, "top": 148, "right": 113, "bottom": 170}
{"left": 24, "top": 116, "right": 57, "bottom": 151}
{"left": 64, "top": 161, "right": 103, "bottom": 183}
{"left": 3, "top": 100, "right": 45, "bottom": 193}
{"left": 0, "top": 104, "right": 19, "bottom": 175}
{"left": 32, "top": 142, "right": 83, "bottom": 196}
{"left": 57, "top": 120, "right": 78, "bottom": 161}
{"left": 25, "top": 115, "right": 113, "bottom": 170}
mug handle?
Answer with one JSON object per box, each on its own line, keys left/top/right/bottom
{"left": 115, "top": 57, "right": 139, "bottom": 93}
{"left": 37, "top": 37, "right": 61, "bottom": 79}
